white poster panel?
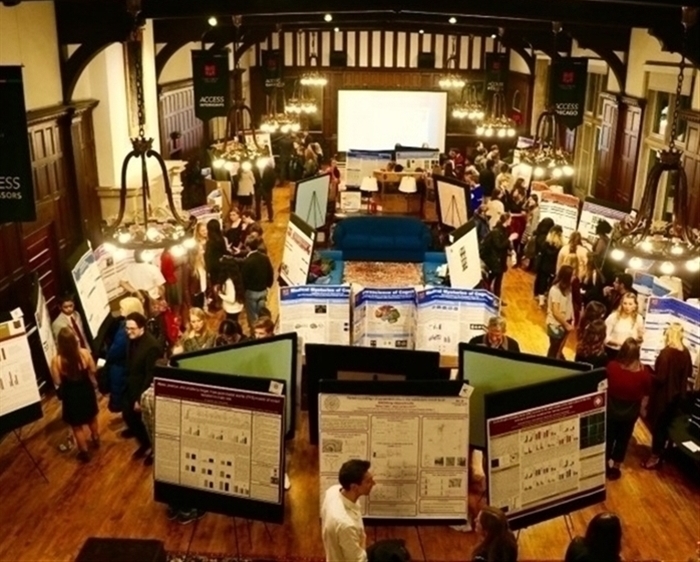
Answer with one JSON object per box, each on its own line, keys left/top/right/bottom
{"left": 395, "top": 149, "right": 440, "bottom": 171}
{"left": 279, "top": 285, "right": 351, "bottom": 347}
{"left": 577, "top": 200, "right": 627, "bottom": 243}
{"left": 154, "top": 378, "right": 285, "bottom": 504}
{"left": 0, "top": 316, "right": 41, "bottom": 418}
{"left": 345, "top": 150, "right": 393, "bottom": 188}
{"left": 631, "top": 271, "right": 671, "bottom": 318}
{"left": 538, "top": 191, "right": 580, "bottom": 240}
{"left": 436, "top": 180, "right": 469, "bottom": 229}
{"left": 445, "top": 226, "right": 481, "bottom": 289}
{"left": 415, "top": 288, "right": 499, "bottom": 356}
{"left": 641, "top": 297, "right": 700, "bottom": 375}
{"left": 353, "top": 287, "right": 416, "bottom": 349}
{"left": 34, "top": 283, "right": 56, "bottom": 371}
{"left": 319, "top": 393, "right": 469, "bottom": 519}
{"left": 280, "top": 216, "right": 315, "bottom": 286}
{"left": 244, "top": 132, "right": 273, "bottom": 159}
{"left": 487, "top": 391, "right": 607, "bottom": 519}
{"left": 294, "top": 175, "right": 331, "bottom": 229}
{"left": 94, "top": 244, "right": 135, "bottom": 302}
{"left": 71, "top": 249, "right": 111, "bottom": 339}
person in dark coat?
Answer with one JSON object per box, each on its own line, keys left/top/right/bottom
{"left": 478, "top": 158, "right": 497, "bottom": 199}
{"left": 255, "top": 161, "right": 276, "bottom": 222}
{"left": 122, "top": 311, "right": 161, "bottom": 462}
{"left": 565, "top": 512, "right": 622, "bottom": 562}
{"left": 106, "top": 297, "right": 144, "bottom": 413}
{"left": 468, "top": 316, "right": 521, "bottom": 353}
{"left": 480, "top": 213, "right": 514, "bottom": 298}
{"left": 534, "top": 223, "right": 563, "bottom": 305}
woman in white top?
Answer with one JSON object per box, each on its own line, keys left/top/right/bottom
{"left": 215, "top": 258, "right": 245, "bottom": 322}
{"left": 557, "top": 231, "right": 588, "bottom": 279}
{"left": 604, "top": 292, "right": 644, "bottom": 359}
{"left": 189, "top": 222, "right": 208, "bottom": 309}
{"left": 486, "top": 187, "right": 506, "bottom": 229}
{"left": 546, "top": 264, "right": 575, "bottom": 360}
{"left": 236, "top": 168, "right": 256, "bottom": 210}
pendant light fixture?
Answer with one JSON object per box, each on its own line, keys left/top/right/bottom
{"left": 439, "top": 36, "right": 466, "bottom": 90}
{"left": 300, "top": 32, "right": 328, "bottom": 87}
{"left": 259, "top": 87, "right": 301, "bottom": 134}
{"left": 452, "top": 82, "right": 485, "bottom": 122}
{"left": 286, "top": 31, "right": 319, "bottom": 114}
{"left": 476, "top": 89, "right": 517, "bottom": 138}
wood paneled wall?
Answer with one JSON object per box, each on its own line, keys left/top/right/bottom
{"left": 158, "top": 79, "right": 203, "bottom": 160}
{"left": 680, "top": 111, "right": 700, "bottom": 228}
{"left": 0, "top": 103, "right": 97, "bottom": 319}
{"left": 254, "top": 30, "right": 506, "bottom": 71}
{"left": 506, "top": 71, "right": 533, "bottom": 134}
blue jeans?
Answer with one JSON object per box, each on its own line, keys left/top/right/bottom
{"left": 244, "top": 289, "right": 268, "bottom": 329}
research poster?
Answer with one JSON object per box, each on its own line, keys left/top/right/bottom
{"left": 641, "top": 297, "right": 700, "bottom": 372}
{"left": 279, "top": 285, "right": 351, "bottom": 347}
{"left": 353, "top": 288, "right": 416, "bottom": 349}
{"left": 577, "top": 199, "right": 627, "bottom": 243}
{"left": 154, "top": 378, "right": 285, "bottom": 504}
{"left": 538, "top": 191, "right": 580, "bottom": 239}
{"left": 395, "top": 149, "right": 440, "bottom": 171}
{"left": 415, "top": 288, "right": 499, "bottom": 356}
{"left": 280, "top": 218, "right": 315, "bottom": 286}
{"left": 71, "top": 249, "right": 111, "bottom": 339}
{"left": 33, "top": 283, "right": 56, "bottom": 371}
{"left": 632, "top": 271, "right": 672, "bottom": 318}
{"left": 0, "top": 316, "right": 41, "bottom": 418}
{"left": 487, "top": 391, "right": 607, "bottom": 520}
{"left": 445, "top": 226, "right": 482, "bottom": 289}
{"left": 319, "top": 393, "right": 470, "bottom": 519}
{"left": 94, "top": 244, "right": 135, "bottom": 302}
{"left": 345, "top": 150, "right": 393, "bottom": 188}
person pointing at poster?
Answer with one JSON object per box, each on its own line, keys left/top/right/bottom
{"left": 321, "top": 459, "right": 375, "bottom": 562}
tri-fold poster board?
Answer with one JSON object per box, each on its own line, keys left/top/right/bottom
{"left": 68, "top": 243, "right": 111, "bottom": 341}
{"left": 280, "top": 213, "right": 316, "bottom": 287}
{"left": 318, "top": 379, "right": 470, "bottom": 523}
{"left": 353, "top": 288, "right": 416, "bottom": 350}
{"left": 345, "top": 150, "right": 393, "bottom": 188}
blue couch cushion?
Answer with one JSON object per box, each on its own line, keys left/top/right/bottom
{"left": 342, "top": 234, "right": 371, "bottom": 249}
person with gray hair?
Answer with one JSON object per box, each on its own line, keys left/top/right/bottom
{"left": 468, "top": 316, "right": 521, "bottom": 353}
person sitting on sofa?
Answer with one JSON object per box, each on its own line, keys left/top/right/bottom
{"left": 468, "top": 316, "right": 521, "bottom": 353}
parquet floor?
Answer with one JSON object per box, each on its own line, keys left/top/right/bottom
{"left": 0, "top": 185, "right": 698, "bottom": 562}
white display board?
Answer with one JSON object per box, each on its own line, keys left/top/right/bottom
{"left": 33, "top": 283, "right": 56, "bottom": 372}
{"left": 435, "top": 179, "right": 470, "bottom": 229}
{"left": 538, "top": 191, "right": 580, "bottom": 239}
{"left": 188, "top": 204, "right": 221, "bottom": 225}
{"left": 345, "top": 150, "right": 393, "bottom": 188}
{"left": 338, "top": 90, "right": 447, "bottom": 152}
{"left": 487, "top": 391, "right": 607, "bottom": 519}
{"left": 641, "top": 297, "right": 700, "bottom": 371}
{"left": 353, "top": 287, "right": 416, "bottom": 349}
{"left": 0, "top": 315, "right": 41, "bottom": 419}
{"left": 445, "top": 225, "right": 482, "bottom": 289}
{"left": 631, "top": 271, "right": 672, "bottom": 318}
{"left": 280, "top": 214, "right": 316, "bottom": 286}
{"left": 71, "top": 248, "right": 111, "bottom": 339}
{"left": 319, "top": 392, "right": 469, "bottom": 519}
{"left": 577, "top": 199, "right": 627, "bottom": 243}
{"left": 244, "top": 132, "right": 273, "bottom": 159}
{"left": 279, "top": 285, "right": 351, "bottom": 347}
{"left": 94, "top": 244, "right": 135, "bottom": 302}
{"left": 293, "top": 174, "right": 330, "bottom": 229}
{"left": 154, "top": 378, "right": 285, "bottom": 504}
{"left": 415, "top": 288, "right": 499, "bottom": 356}
{"left": 395, "top": 149, "right": 440, "bottom": 171}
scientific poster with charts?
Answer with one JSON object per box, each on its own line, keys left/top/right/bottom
{"left": 94, "top": 244, "right": 135, "bottom": 302}
{"left": 538, "top": 191, "right": 580, "bottom": 239}
{"left": 415, "top": 288, "right": 499, "bottom": 356}
{"left": 631, "top": 271, "right": 671, "bottom": 318}
{"left": 0, "top": 315, "right": 41, "bottom": 419}
{"left": 395, "top": 149, "right": 440, "bottom": 171}
{"left": 641, "top": 297, "right": 700, "bottom": 373}
{"left": 280, "top": 214, "right": 316, "bottom": 286}
{"left": 33, "top": 282, "right": 56, "bottom": 371}
{"left": 70, "top": 249, "right": 110, "bottom": 339}
{"left": 577, "top": 199, "right": 627, "bottom": 244}
{"left": 319, "top": 393, "right": 470, "bottom": 519}
{"left": 154, "top": 378, "right": 285, "bottom": 504}
{"left": 353, "top": 288, "right": 416, "bottom": 349}
{"left": 487, "top": 391, "right": 607, "bottom": 520}
{"left": 278, "top": 285, "right": 351, "bottom": 347}
{"left": 345, "top": 150, "right": 393, "bottom": 188}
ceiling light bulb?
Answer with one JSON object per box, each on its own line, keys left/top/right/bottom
{"left": 552, "top": 168, "right": 563, "bottom": 179}
{"left": 208, "top": 16, "right": 217, "bottom": 26}
{"left": 659, "top": 261, "right": 675, "bottom": 275}
{"left": 507, "top": 128, "right": 516, "bottom": 137}
{"left": 146, "top": 227, "right": 160, "bottom": 241}
{"left": 670, "top": 245, "right": 684, "bottom": 255}
{"left": 419, "top": 29, "right": 424, "bottom": 34}
{"left": 103, "top": 242, "right": 116, "bottom": 254}
{"left": 629, "top": 257, "right": 643, "bottom": 270}
{"left": 485, "top": 127, "right": 494, "bottom": 136}
{"left": 476, "top": 126, "right": 485, "bottom": 135}
{"left": 334, "top": 27, "right": 340, "bottom": 32}
{"left": 212, "top": 158, "right": 224, "bottom": 169}
{"left": 640, "top": 240, "right": 653, "bottom": 252}
{"left": 533, "top": 167, "right": 545, "bottom": 178}
{"left": 169, "top": 244, "right": 186, "bottom": 259}
{"left": 491, "top": 34, "right": 497, "bottom": 39}
{"left": 610, "top": 248, "right": 625, "bottom": 261}
{"left": 497, "top": 129, "right": 506, "bottom": 138}
{"left": 563, "top": 165, "right": 574, "bottom": 176}
{"left": 324, "top": 13, "right": 333, "bottom": 22}
{"left": 223, "top": 161, "right": 235, "bottom": 172}
{"left": 182, "top": 237, "right": 197, "bottom": 250}
{"left": 448, "top": 17, "right": 457, "bottom": 24}
{"left": 141, "top": 250, "right": 155, "bottom": 263}
{"left": 117, "top": 231, "right": 132, "bottom": 244}
{"left": 686, "top": 258, "right": 700, "bottom": 272}
{"left": 241, "top": 161, "right": 253, "bottom": 172}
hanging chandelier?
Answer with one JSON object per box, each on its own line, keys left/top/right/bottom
{"left": 476, "top": 89, "right": 516, "bottom": 138}
{"left": 439, "top": 37, "right": 466, "bottom": 90}
{"left": 607, "top": 9, "right": 700, "bottom": 280}
{"left": 259, "top": 87, "right": 301, "bottom": 133}
{"left": 452, "top": 83, "right": 485, "bottom": 121}
{"left": 285, "top": 92, "right": 318, "bottom": 114}
{"left": 103, "top": 18, "right": 194, "bottom": 257}
{"left": 517, "top": 110, "right": 574, "bottom": 180}
{"left": 300, "top": 32, "right": 328, "bottom": 87}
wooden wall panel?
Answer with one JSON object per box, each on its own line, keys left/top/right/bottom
{"left": 158, "top": 79, "right": 203, "bottom": 160}
{"left": 613, "top": 98, "right": 644, "bottom": 206}
{"left": 594, "top": 95, "right": 619, "bottom": 201}
{"left": 506, "top": 71, "right": 533, "bottom": 133}
{"left": 681, "top": 115, "right": 700, "bottom": 229}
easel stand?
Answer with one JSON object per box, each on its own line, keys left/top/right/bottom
{"left": 305, "top": 191, "right": 325, "bottom": 229}
{"left": 12, "top": 429, "right": 49, "bottom": 483}
{"left": 445, "top": 195, "right": 463, "bottom": 227}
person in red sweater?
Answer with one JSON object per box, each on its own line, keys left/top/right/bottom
{"left": 605, "top": 337, "right": 652, "bottom": 480}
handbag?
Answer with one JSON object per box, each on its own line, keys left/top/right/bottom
{"left": 547, "top": 323, "right": 567, "bottom": 339}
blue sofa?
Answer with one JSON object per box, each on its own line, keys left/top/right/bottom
{"left": 332, "top": 216, "right": 432, "bottom": 262}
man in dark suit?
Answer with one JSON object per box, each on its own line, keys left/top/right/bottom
{"left": 255, "top": 160, "right": 276, "bottom": 223}
{"left": 478, "top": 158, "right": 497, "bottom": 200}
{"left": 468, "top": 316, "right": 521, "bottom": 353}
{"left": 122, "top": 311, "right": 161, "bottom": 461}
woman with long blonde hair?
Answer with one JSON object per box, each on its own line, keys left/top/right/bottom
{"left": 557, "top": 231, "right": 588, "bottom": 278}
{"left": 50, "top": 327, "right": 99, "bottom": 462}
{"left": 604, "top": 292, "right": 643, "bottom": 359}
{"left": 643, "top": 323, "right": 693, "bottom": 469}
{"left": 172, "top": 307, "right": 215, "bottom": 355}
{"left": 534, "top": 224, "right": 564, "bottom": 306}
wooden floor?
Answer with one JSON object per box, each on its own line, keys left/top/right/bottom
{"left": 1, "top": 185, "right": 698, "bottom": 562}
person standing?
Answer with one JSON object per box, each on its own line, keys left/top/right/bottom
{"left": 119, "top": 249, "right": 166, "bottom": 301}
{"left": 122, "top": 312, "right": 161, "bottom": 463}
{"left": 534, "top": 224, "right": 564, "bottom": 307}
{"left": 564, "top": 512, "right": 622, "bottom": 562}
{"left": 480, "top": 213, "right": 515, "bottom": 298}
{"left": 468, "top": 316, "right": 521, "bottom": 353}
{"left": 604, "top": 293, "right": 643, "bottom": 359}
{"left": 321, "top": 459, "right": 375, "bottom": 562}
{"left": 574, "top": 319, "right": 609, "bottom": 369}
{"left": 241, "top": 236, "right": 274, "bottom": 329}
{"left": 471, "top": 506, "right": 518, "bottom": 562}
{"left": 545, "top": 265, "right": 575, "bottom": 360}
{"left": 255, "top": 160, "right": 276, "bottom": 223}
{"left": 478, "top": 159, "right": 496, "bottom": 200}
{"left": 216, "top": 258, "right": 245, "bottom": 323}
{"left": 52, "top": 294, "right": 89, "bottom": 350}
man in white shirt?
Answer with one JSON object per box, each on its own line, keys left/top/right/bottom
{"left": 119, "top": 250, "right": 166, "bottom": 300}
{"left": 321, "top": 459, "right": 375, "bottom": 562}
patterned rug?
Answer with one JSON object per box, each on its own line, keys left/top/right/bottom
{"left": 343, "top": 261, "right": 424, "bottom": 287}
{"left": 167, "top": 555, "right": 325, "bottom": 562}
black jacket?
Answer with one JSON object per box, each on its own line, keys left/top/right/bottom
{"left": 125, "top": 331, "right": 160, "bottom": 402}
{"left": 480, "top": 225, "right": 511, "bottom": 275}
{"left": 241, "top": 251, "right": 274, "bottom": 292}
{"left": 468, "top": 334, "right": 521, "bottom": 353}
{"left": 479, "top": 168, "right": 496, "bottom": 198}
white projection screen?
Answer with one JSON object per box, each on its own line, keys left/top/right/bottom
{"left": 338, "top": 90, "right": 447, "bottom": 152}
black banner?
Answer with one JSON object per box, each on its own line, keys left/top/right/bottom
{"left": 550, "top": 57, "right": 588, "bottom": 129}
{"left": 484, "top": 53, "right": 509, "bottom": 92}
{"left": 262, "top": 50, "right": 283, "bottom": 89}
{"left": 191, "top": 50, "right": 230, "bottom": 121}
{"left": 0, "top": 66, "right": 35, "bottom": 223}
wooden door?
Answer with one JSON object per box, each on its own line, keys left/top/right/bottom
{"left": 594, "top": 96, "right": 618, "bottom": 201}
{"left": 683, "top": 120, "right": 700, "bottom": 229}
{"left": 613, "top": 100, "right": 644, "bottom": 206}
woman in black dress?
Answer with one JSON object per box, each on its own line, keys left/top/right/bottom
{"left": 50, "top": 327, "right": 99, "bottom": 462}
